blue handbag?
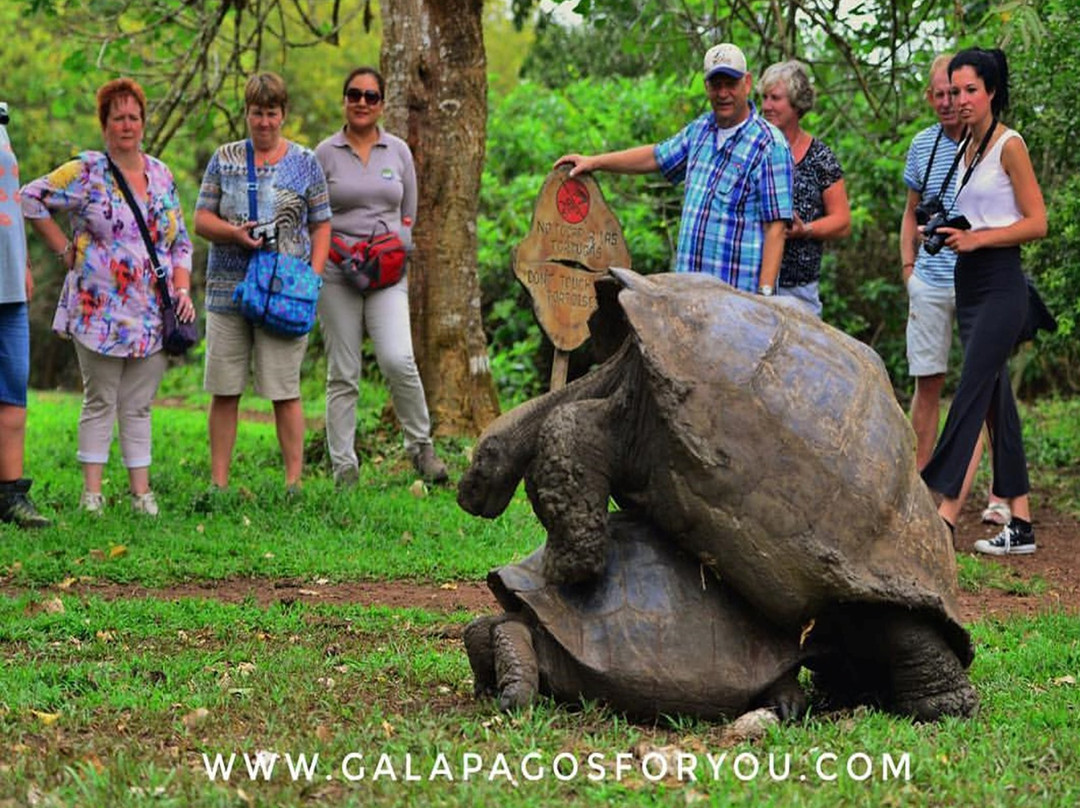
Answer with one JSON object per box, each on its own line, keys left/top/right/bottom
{"left": 232, "top": 141, "right": 322, "bottom": 338}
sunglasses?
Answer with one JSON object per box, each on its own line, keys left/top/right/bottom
{"left": 345, "top": 88, "right": 383, "bottom": 105}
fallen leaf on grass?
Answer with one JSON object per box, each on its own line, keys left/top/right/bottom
{"left": 95, "top": 630, "right": 115, "bottom": 642}
{"left": 182, "top": 707, "right": 209, "bottom": 729}
{"left": 1052, "top": 675, "right": 1076, "bottom": 686}
{"left": 30, "top": 710, "right": 61, "bottom": 726}
{"left": 40, "top": 597, "right": 65, "bottom": 615}
{"left": 409, "top": 480, "right": 427, "bottom": 498}
{"left": 297, "top": 589, "right": 322, "bottom": 596}
{"left": 439, "top": 582, "right": 458, "bottom": 591}
{"left": 382, "top": 720, "right": 395, "bottom": 738}
{"left": 263, "top": 552, "right": 275, "bottom": 559}
{"left": 57, "top": 577, "right": 79, "bottom": 590}
{"left": 109, "top": 544, "right": 127, "bottom": 559}
{"left": 316, "top": 725, "right": 333, "bottom": 743}
{"left": 89, "top": 549, "right": 106, "bottom": 562}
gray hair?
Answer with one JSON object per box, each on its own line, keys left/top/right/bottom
{"left": 760, "top": 60, "right": 815, "bottom": 117}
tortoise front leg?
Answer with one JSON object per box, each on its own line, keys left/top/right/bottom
{"left": 527, "top": 399, "right": 616, "bottom": 585}
{"left": 464, "top": 615, "right": 508, "bottom": 698}
{"left": 885, "top": 615, "right": 979, "bottom": 720}
{"left": 493, "top": 618, "right": 540, "bottom": 711}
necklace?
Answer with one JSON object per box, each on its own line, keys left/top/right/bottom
{"left": 255, "top": 140, "right": 285, "bottom": 166}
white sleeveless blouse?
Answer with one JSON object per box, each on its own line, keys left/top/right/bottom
{"left": 955, "top": 128, "right": 1023, "bottom": 231}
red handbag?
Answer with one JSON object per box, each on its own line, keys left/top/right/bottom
{"left": 330, "top": 223, "right": 407, "bottom": 293}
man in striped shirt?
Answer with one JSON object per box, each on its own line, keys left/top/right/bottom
{"left": 556, "top": 43, "right": 793, "bottom": 297}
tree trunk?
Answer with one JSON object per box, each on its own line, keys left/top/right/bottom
{"left": 380, "top": 0, "right": 501, "bottom": 436}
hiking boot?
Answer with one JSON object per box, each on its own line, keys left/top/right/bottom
{"left": 131, "top": 491, "right": 160, "bottom": 517}
{"left": 974, "top": 521, "right": 1036, "bottom": 556}
{"left": 285, "top": 482, "right": 303, "bottom": 501}
{"left": 411, "top": 444, "right": 448, "bottom": 484}
{"left": 80, "top": 490, "right": 106, "bottom": 515}
{"left": 980, "top": 501, "right": 1011, "bottom": 526}
{"left": 0, "top": 479, "right": 51, "bottom": 529}
{"left": 334, "top": 465, "right": 360, "bottom": 490}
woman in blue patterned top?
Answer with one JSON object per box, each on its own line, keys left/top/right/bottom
{"left": 761, "top": 61, "right": 851, "bottom": 318}
{"left": 194, "top": 72, "right": 331, "bottom": 494}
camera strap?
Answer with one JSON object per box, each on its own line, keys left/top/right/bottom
{"left": 938, "top": 118, "right": 998, "bottom": 214}
{"left": 919, "top": 126, "right": 945, "bottom": 194}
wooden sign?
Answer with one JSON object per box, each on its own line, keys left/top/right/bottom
{"left": 513, "top": 165, "right": 631, "bottom": 388}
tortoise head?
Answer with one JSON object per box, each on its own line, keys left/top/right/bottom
{"left": 457, "top": 433, "right": 522, "bottom": 518}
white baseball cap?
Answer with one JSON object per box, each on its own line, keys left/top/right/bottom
{"left": 704, "top": 43, "right": 748, "bottom": 80}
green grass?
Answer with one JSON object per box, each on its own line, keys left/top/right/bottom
{"left": 0, "top": 594, "right": 1078, "bottom": 806}
{"left": 2, "top": 385, "right": 1080, "bottom": 806}
{"left": 3, "top": 390, "right": 544, "bottom": 586}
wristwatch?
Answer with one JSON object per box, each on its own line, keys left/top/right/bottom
{"left": 758, "top": 284, "right": 775, "bottom": 297}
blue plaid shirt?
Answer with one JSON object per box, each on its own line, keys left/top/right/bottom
{"left": 655, "top": 105, "right": 793, "bottom": 292}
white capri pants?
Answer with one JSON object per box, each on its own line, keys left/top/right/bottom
{"left": 317, "top": 276, "right": 433, "bottom": 475}
{"left": 74, "top": 341, "right": 168, "bottom": 468}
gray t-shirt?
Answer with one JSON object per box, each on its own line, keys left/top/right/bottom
{"left": 0, "top": 127, "right": 27, "bottom": 304}
{"left": 314, "top": 127, "right": 417, "bottom": 282}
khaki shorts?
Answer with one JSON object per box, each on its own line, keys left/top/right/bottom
{"left": 905, "top": 273, "right": 956, "bottom": 377}
{"left": 203, "top": 310, "right": 307, "bottom": 401}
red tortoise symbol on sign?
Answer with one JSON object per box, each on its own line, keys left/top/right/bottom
{"left": 556, "top": 178, "right": 590, "bottom": 224}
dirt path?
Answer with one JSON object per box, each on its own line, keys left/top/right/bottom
{"left": 6, "top": 497, "right": 1078, "bottom": 623}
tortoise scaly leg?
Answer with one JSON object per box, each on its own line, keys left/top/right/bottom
{"left": 493, "top": 618, "right": 540, "bottom": 711}
{"left": 886, "top": 615, "right": 979, "bottom": 720}
{"left": 527, "top": 399, "right": 616, "bottom": 585}
{"left": 464, "top": 615, "right": 507, "bottom": 698}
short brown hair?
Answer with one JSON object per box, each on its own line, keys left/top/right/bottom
{"left": 245, "top": 72, "right": 288, "bottom": 112}
{"left": 96, "top": 78, "right": 146, "bottom": 129}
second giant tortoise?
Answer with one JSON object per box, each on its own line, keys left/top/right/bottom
{"left": 459, "top": 268, "right": 977, "bottom": 720}
{"left": 465, "top": 511, "right": 807, "bottom": 720}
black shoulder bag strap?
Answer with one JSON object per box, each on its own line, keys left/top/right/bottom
{"left": 106, "top": 154, "right": 175, "bottom": 313}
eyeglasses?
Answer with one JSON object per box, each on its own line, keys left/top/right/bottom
{"left": 345, "top": 88, "right": 382, "bottom": 105}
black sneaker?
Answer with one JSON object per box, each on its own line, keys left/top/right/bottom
{"left": 0, "top": 479, "right": 51, "bottom": 529}
{"left": 974, "top": 523, "right": 1036, "bottom": 556}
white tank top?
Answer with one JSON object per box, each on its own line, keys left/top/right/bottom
{"left": 955, "top": 128, "right": 1023, "bottom": 230}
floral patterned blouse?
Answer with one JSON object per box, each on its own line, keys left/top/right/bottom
{"left": 778, "top": 137, "right": 844, "bottom": 288}
{"left": 20, "top": 150, "right": 193, "bottom": 357}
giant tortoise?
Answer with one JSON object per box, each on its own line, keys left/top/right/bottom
{"left": 459, "top": 268, "right": 977, "bottom": 720}
{"left": 465, "top": 511, "right": 807, "bottom": 720}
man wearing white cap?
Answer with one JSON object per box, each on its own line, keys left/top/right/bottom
{"left": 556, "top": 43, "right": 792, "bottom": 295}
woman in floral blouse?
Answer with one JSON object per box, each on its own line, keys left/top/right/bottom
{"left": 760, "top": 60, "right": 851, "bottom": 318}
{"left": 21, "top": 78, "right": 194, "bottom": 517}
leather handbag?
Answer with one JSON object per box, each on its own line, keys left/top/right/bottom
{"left": 107, "top": 155, "right": 198, "bottom": 356}
{"left": 232, "top": 140, "right": 322, "bottom": 337}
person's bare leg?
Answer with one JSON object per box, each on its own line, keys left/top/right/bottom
{"left": 273, "top": 398, "right": 305, "bottom": 487}
{"left": 128, "top": 466, "right": 150, "bottom": 496}
{"left": 0, "top": 404, "right": 26, "bottom": 480}
{"left": 911, "top": 374, "right": 946, "bottom": 471}
{"left": 209, "top": 395, "right": 241, "bottom": 488}
{"left": 1008, "top": 494, "right": 1030, "bottom": 522}
{"left": 83, "top": 462, "right": 104, "bottom": 494}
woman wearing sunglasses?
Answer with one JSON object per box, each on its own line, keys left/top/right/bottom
{"left": 314, "top": 67, "right": 447, "bottom": 488}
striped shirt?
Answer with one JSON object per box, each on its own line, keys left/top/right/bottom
{"left": 903, "top": 123, "right": 964, "bottom": 288}
{"left": 655, "top": 105, "right": 793, "bottom": 292}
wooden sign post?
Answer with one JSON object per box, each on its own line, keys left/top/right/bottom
{"left": 512, "top": 165, "right": 632, "bottom": 390}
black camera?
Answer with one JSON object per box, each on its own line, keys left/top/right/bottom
{"left": 251, "top": 221, "right": 278, "bottom": 251}
{"left": 0, "top": 102, "right": 9, "bottom": 126}
{"left": 914, "top": 194, "right": 944, "bottom": 226}
{"left": 923, "top": 211, "right": 971, "bottom": 256}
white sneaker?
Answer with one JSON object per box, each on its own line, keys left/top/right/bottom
{"left": 80, "top": 491, "right": 105, "bottom": 515}
{"left": 131, "top": 491, "right": 159, "bottom": 517}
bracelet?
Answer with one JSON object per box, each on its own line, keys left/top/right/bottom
{"left": 175, "top": 287, "right": 190, "bottom": 296}
{"left": 56, "top": 241, "right": 73, "bottom": 260}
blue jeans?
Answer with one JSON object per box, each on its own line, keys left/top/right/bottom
{"left": 0, "top": 303, "right": 29, "bottom": 407}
